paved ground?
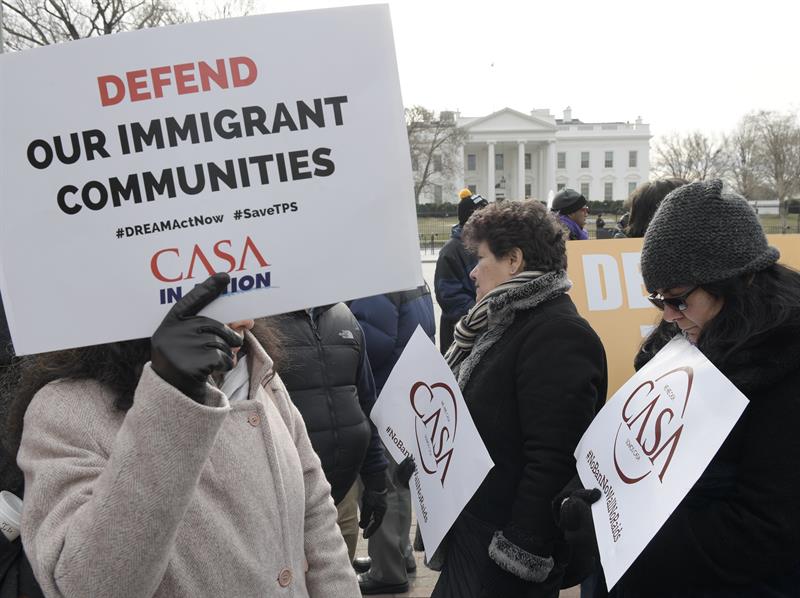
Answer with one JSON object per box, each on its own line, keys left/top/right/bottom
{"left": 352, "top": 524, "right": 581, "bottom": 598}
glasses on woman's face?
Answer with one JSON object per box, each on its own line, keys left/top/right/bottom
{"left": 646, "top": 286, "right": 698, "bottom": 312}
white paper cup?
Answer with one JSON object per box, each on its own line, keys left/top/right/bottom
{"left": 0, "top": 491, "right": 23, "bottom": 541}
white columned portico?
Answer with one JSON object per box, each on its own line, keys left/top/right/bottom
{"left": 537, "top": 146, "right": 545, "bottom": 200}
{"left": 517, "top": 141, "right": 525, "bottom": 200}
{"left": 487, "top": 142, "right": 496, "bottom": 202}
{"left": 546, "top": 140, "right": 556, "bottom": 201}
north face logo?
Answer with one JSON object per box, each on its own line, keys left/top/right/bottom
{"left": 338, "top": 330, "right": 354, "bottom": 340}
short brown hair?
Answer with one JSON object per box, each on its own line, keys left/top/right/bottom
{"left": 463, "top": 200, "right": 567, "bottom": 272}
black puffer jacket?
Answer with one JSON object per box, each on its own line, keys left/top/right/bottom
{"left": 275, "top": 304, "right": 387, "bottom": 504}
{"left": 614, "top": 320, "right": 800, "bottom": 597}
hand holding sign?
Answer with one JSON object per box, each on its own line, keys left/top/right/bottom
{"left": 574, "top": 337, "right": 749, "bottom": 588}
{"left": 151, "top": 272, "right": 243, "bottom": 403}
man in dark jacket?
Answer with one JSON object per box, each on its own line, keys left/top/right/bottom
{"left": 271, "top": 304, "right": 388, "bottom": 561}
{"left": 434, "top": 189, "right": 488, "bottom": 353}
{"left": 349, "top": 285, "right": 436, "bottom": 594}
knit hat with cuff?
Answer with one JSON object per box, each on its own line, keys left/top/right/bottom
{"left": 552, "top": 189, "right": 587, "bottom": 215}
{"left": 458, "top": 191, "right": 489, "bottom": 225}
{"left": 640, "top": 179, "right": 780, "bottom": 292}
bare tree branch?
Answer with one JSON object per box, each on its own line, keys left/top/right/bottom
{"left": 1, "top": 0, "right": 238, "bottom": 50}
{"left": 406, "top": 106, "right": 467, "bottom": 205}
{"left": 652, "top": 131, "right": 727, "bottom": 182}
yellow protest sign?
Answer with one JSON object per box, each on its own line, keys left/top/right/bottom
{"left": 567, "top": 235, "right": 800, "bottom": 397}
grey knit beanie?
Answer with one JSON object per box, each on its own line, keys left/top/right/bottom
{"left": 640, "top": 179, "right": 780, "bottom": 292}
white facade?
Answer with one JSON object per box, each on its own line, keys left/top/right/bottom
{"left": 418, "top": 107, "right": 651, "bottom": 204}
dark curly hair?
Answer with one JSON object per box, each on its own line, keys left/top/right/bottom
{"left": 462, "top": 200, "right": 567, "bottom": 272}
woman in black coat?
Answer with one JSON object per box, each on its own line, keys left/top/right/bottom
{"left": 579, "top": 180, "right": 800, "bottom": 597}
{"left": 431, "top": 200, "right": 608, "bottom": 598}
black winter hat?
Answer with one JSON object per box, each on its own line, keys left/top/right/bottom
{"left": 458, "top": 193, "right": 488, "bottom": 226}
{"left": 552, "top": 189, "right": 587, "bottom": 214}
{"left": 640, "top": 179, "right": 780, "bottom": 292}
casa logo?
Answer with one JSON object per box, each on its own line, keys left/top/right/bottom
{"left": 613, "top": 366, "right": 693, "bottom": 485}
{"left": 409, "top": 381, "right": 457, "bottom": 486}
{"left": 150, "top": 235, "right": 271, "bottom": 304}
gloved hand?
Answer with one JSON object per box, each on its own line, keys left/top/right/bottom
{"left": 395, "top": 455, "right": 416, "bottom": 488}
{"left": 359, "top": 473, "right": 388, "bottom": 539}
{"left": 553, "top": 480, "right": 602, "bottom": 587}
{"left": 151, "top": 273, "right": 242, "bottom": 403}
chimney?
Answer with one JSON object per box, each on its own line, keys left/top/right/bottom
{"left": 563, "top": 106, "right": 572, "bottom": 123}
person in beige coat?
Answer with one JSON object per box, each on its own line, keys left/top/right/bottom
{"left": 13, "top": 273, "right": 360, "bottom": 598}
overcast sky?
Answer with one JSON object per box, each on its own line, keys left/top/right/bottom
{"left": 252, "top": 0, "right": 800, "bottom": 138}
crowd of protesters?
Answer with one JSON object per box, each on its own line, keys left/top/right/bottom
{"left": 0, "top": 178, "right": 799, "bottom": 598}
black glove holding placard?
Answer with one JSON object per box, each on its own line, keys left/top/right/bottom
{"left": 553, "top": 477, "right": 602, "bottom": 588}
{"left": 359, "top": 473, "right": 388, "bottom": 539}
{"left": 151, "top": 273, "right": 242, "bottom": 404}
{"left": 395, "top": 455, "right": 416, "bottom": 488}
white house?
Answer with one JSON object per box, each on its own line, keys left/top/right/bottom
{"left": 417, "top": 107, "right": 651, "bottom": 204}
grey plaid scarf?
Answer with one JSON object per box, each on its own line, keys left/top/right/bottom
{"left": 444, "top": 270, "right": 572, "bottom": 389}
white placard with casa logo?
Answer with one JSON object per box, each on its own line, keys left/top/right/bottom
{"left": 0, "top": 5, "right": 421, "bottom": 355}
{"left": 370, "top": 326, "right": 494, "bottom": 560}
{"left": 575, "top": 337, "right": 749, "bottom": 588}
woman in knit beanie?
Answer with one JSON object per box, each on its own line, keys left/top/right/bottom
{"left": 591, "top": 180, "right": 800, "bottom": 596}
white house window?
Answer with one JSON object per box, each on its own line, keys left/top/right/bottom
{"left": 433, "top": 155, "right": 442, "bottom": 172}
{"left": 557, "top": 183, "right": 566, "bottom": 191}
{"left": 467, "top": 154, "right": 477, "bottom": 171}
{"left": 468, "top": 184, "right": 477, "bottom": 194}
{"left": 525, "top": 183, "right": 531, "bottom": 198}
{"left": 604, "top": 182, "right": 613, "bottom": 201}
{"left": 557, "top": 152, "right": 566, "bottom": 169}
{"left": 581, "top": 182, "right": 590, "bottom": 199}
{"left": 628, "top": 181, "right": 637, "bottom": 196}
{"left": 605, "top": 151, "right": 614, "bottom": 168}
{"left": 525, "top": 153, "right": 532, "bottom": 170}
{"left": 495, "top": 153, "right": 504, "bottom": 170}
{"left": 629, "top": 151, "right": 638, "bottom": 168}
{"left": 581, "top": 152, "right": 590, "bottom": 168}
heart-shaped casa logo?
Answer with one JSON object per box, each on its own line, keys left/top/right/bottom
{"left": 409, "top": 381, "right": 458, "bottom": 486}
{"left": 613, "top": 366, "right": 693, "bottom": 485}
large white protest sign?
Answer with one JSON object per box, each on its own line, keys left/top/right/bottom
{"left": 370, "top": 326, "right": 494, "bottom": 559}
{"left": 0, "top": 5, "right": 421, "bottom": 354}
{"left": 575, "top": 337, "right": 749, "bottom": 588}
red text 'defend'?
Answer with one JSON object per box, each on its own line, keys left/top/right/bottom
{"left": 97, "top": 57, "right": 258, "bottom": 107}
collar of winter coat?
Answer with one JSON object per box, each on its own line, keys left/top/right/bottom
{"left": 637, "top": 317, "right": 800, "bottom": 398}
{"left": 450, "top": 224, "right": 463, "bottom": 239}
{"left": 454, "top": 271, "right": 571, "bottom": 389}
{"left": 243, "top": 330, "right": 275, "bottom": 396}
{"left": 558, "top": 213, "right": 588, "bottom": 240}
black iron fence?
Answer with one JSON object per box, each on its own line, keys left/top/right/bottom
{"left": 417, "top": 217, "right": 796, "bottom": 255}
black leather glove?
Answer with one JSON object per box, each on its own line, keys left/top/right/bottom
{"left": 151, "top": 273, "right": 242, "bottom": 403}
{"left": 359, "top": 473, "right": 388, "bottom": 539}
{"left": 395, "top": 455, "right": 416, "bottom": 488}
{"left": 553, "top": 479, "right": 602, "bottom": 588}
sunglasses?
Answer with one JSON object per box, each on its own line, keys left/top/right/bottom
{"left": 646, "top": 286, "right": 698, "bottom": 312}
